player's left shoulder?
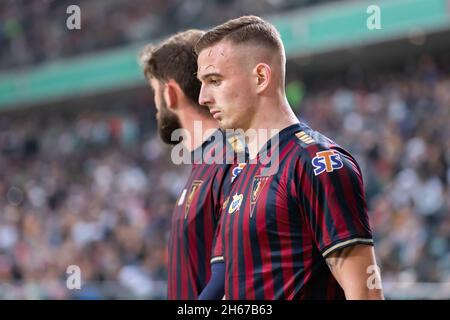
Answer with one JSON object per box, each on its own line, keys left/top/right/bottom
{"left": 291, "top": 126, "right": 337, "bottom": 155}
{"left": 291, "top": 127, "right": 319, "bottom": 149}
{"left": 293, "top": 130, "right": 361, "bottom": 177}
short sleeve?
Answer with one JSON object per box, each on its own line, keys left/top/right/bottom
{"left": 296, "top": 144, "right": 374, "bottom": 258}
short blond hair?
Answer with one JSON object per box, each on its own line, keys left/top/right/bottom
{"left": 195, "top": 15, "right": 284, "bottom": 57}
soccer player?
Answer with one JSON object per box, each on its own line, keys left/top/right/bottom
{"left": 139, "top": 30, "right": 243, "bottom": 299}
{"left": 195, "top": 16, "right": 384, "bottom": 300}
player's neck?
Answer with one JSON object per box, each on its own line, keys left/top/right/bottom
{"left": 245, "top": 98, "right": 299, "bottom": 159}
{"left": 179, "top": 110, "right": 219, "bottom": 152}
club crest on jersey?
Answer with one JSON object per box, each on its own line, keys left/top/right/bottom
{"left": 228, "top": 194, "right": 243, "bottom": 214}
{"left": 231, "top": 163, "right": 246, "bottom": 183}
{"left": 312, "top": 150, "right": 343, "bottom": 176}
{"left": 185, "top": 180, "right": 203, "bottom": 218}
{"left": 227, "top": 134, "right": 245, "bottom": 153}
{"left": 250, "top": 176, "right": 269, "bottom": 217}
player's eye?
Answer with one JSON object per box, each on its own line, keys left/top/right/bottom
{"left": 209, "top": 78, "right": 221, "bottom": 86}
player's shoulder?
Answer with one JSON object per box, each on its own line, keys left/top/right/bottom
{"left": 196, "top": 129, "right": 247, "bottom": 167}
{"left": 289, "top": 123, "right": 360, "bottom": 174}
{"left": 289, "top": 123, "right": 338, "bottom": 156}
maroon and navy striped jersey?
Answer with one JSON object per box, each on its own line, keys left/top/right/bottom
{"left": 167, "top": 130, "right": 244, "bottom": 300}
{"left": 215, "top": 122, "right": 374, "bottom": 300}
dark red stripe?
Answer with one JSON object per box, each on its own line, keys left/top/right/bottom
{"left": 335, "top": 153, "right": 372, "bottom": 235}
{"left": 299, "top": 146, "right": 332, "bottom": 250}
{"left": 223, "top": 191, "right": 231, "bottom": 298}
{"left": 240, "top": 162, "right": 264, "bottom": 299}
{"left": 230, "top": 162, "right": 255, "bottom": 299}
{"left": 189, "top": 163, "right": 217, "bottom": 297}
{"left": 274, "top": 141, "right": 298, "bottom": 298}
{"left": 255, "top": 176, "right": 275, "bottom": 299}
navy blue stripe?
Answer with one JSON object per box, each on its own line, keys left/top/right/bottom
{"left": 265, "top": 175, "right": 286, "bottom": 299}
{"left": 296, "top": 163, "right": 324, "bottom": 250}
{"left": 337, "top": 151, "right": 373, "bottom": 236}
{"left": 286, "top": 156, "right": 304, "bottom": 299}
{"left": 318, "top": 150, "right": 362, "bottom": 242}
{"left": 300, "top": 148, "right": 340, "bottom": 251}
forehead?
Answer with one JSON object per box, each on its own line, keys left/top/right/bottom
{"left": 197, "top": 41, "right": 241, "bottom": 75}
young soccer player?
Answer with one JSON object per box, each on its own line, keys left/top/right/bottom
{"left": 196, "top": 16, "right": 384, "bottom": 300}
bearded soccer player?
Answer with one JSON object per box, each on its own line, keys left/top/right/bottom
{"left": 139, "top": 30, "right": 243, "bottom": 299}
{"left": 196, "top": 16, "right": 384, "bottom": 300}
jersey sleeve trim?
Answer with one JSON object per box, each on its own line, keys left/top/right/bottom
{"left": 322, "top": 236, "right": 374, "bottom": 258}
{"left": 211, "top": 256, "right": 225, "bottom": 264}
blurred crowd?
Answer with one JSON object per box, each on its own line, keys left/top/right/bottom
{"left": 0, "top": 99, "right": 187, "bottom": 299}
{"left": 299, "top": 54, "right": 450, "bottom": 287}
{"left": 0, "top": 53, "right": 449, "bottom": 299}
{"left": 0, "top": 0, "right": 340, "bottom": 71}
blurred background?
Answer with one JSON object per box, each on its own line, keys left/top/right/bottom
{"left": 0, "top": 0, "right": 450, "bottom": 299}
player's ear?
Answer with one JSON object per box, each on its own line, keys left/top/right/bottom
{"left": 253, "top": 63, "right": 271, "bottom": 94}
{"left": 163, "top": 80, "right": 179, "bottom": 111}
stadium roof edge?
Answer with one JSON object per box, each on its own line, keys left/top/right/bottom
{"left": 1, "top": 0, "right": 450, "bottom": 110}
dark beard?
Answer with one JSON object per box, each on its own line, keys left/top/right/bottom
{"left": 157, "top": 95, "right": 182, "bottom": 145}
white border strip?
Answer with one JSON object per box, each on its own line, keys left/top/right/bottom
{"left": 211, "top": 256, "right": 224, "bottom": 264}
{"left": 322, "top": 238, "right": 373, "bottom": 257}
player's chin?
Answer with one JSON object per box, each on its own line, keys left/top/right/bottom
{"left": 218, "top": 118, "right": 234, "bottom": 131}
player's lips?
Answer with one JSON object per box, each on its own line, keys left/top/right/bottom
{"left": 210, "top": 109, "right": 221, "bottom": 119}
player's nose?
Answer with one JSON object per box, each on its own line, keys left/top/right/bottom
{"left": 199, "top": 85, "right": 213, "bottom": 107}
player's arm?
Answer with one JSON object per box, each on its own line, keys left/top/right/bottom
{"left": 296, "top": 142, "right": 384, "bottom": 300}
{"left": 197, "top": 261, "right": 225, "bottom": 300}
{"left": 198, "top": 214, "right": 226, "bottom": 300}
{"left": 325, "top": 244, "right": 384, "bottom": 300}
